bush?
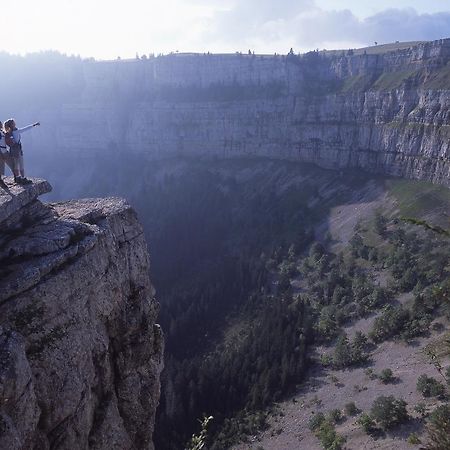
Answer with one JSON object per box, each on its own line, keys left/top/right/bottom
{"left": 332, "top": 333, "right": 369, "bottom": 369}
{"left": 416, "top": 375, "right": 446, "bottom": 398}
{"left": 374, "top": 213, "right": 388, "bottom": 236}
{"left": 315, "top": 420, "right": 346, "bottom": 450}
{"left": 328, "top": 409, "right": 343, "bottom": 424}
{"left": 370, "top": 396, "right": 409, "bottom": 430}
{"left": 414, "top": 402, "right": 428, "bottom": 418}
{"left": 407, "top": 433, "right": 421, "bottom": 445}
{"left": 364, "top": 368, "right": 377, "bottom": 380}
{"left": 357, "top": 413, "right": 377, "bottom": 435}
{"left": 379, "top": 368, "right": 395, "bottom": 384}
{"left": 333, "top": 335, "right": 352, "bottom": 369}
{"left": 309, "top": 412, "right": 326, "bottom": 432}
{"left": 369, "top": 305, "right": 410, "bottom": 343}
{"left": 320, "top": 354, "right": 333, "bottom": 367}
{"left": 425, "top": 405, "right": 450, "bottom": 450}
{"left": 344, "top": 402, "right": 359, "bottom": 416}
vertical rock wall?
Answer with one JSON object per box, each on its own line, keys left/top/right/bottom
{"left": 0, "top": 180, "right": 163, "bottom": 450}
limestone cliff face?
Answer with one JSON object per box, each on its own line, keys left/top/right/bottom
{"left": 27, "top": 39, "right": 450, "bottom": 186}
{"left": 0, "top": 179, "right": 163, "bottom": 450}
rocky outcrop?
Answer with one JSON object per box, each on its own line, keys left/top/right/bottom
{"left": 0, "top": 178, "right": 163, "bottom": 450}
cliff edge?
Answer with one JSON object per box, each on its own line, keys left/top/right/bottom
{"left": 0, "top": 179, "right": 163, "bottom": 450}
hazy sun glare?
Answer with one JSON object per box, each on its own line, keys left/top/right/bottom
{"left": 1, "top": 0, "right": 450, "bottom": 59}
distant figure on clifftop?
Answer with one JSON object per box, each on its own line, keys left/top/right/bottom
{"left": 0, "top": 121, "right": 14, "bottom": 189}
{"left": 4, "top": 118, "right": 40, "bottom": 185}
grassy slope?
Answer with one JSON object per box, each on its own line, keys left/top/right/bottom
{"left": 384, "top": 178, "right": 450, "bottom": 228}
{"left": 230, "top": 175, "right": 450, "bottom": 450}
{"left": 322, "top": 41, "right": 426, "bottom": 57}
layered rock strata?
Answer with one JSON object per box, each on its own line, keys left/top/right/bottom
{"left": 27, "top": 39, "right": 449, "bottom": 186}
{"left": 0, "top": 178, "right": 163, "bottom": 450}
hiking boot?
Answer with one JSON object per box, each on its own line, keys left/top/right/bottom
{"left": 14, "top": 176, "right": 27, "bottom": 185}
{"left": 21, "top": 177, "right": 33, "bottom": 185}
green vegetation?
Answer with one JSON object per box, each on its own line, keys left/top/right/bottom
{"left": 323, "top": 41, "right": 425, "bottom": 57}
{"left": 309, "top": 412, "right": 326, "bottom": 432}
{"left": 414, "top": 402, "right": 428, "bottom": 418}
{"left": 371, "top": 69, "right": 420, "bottom": 91}
{"left": 328, "top": 409, "right": 344, "bottom": 424}
{"left": 130, "top": 160, "right": 450, "bottom": 449}
{"left": 425, "top": 404, "right": 450, "bottom": 449}
{"left": 416, "top": 375, "right": 446, "bottom": 399}
{"left": 385, "top": 179, "right": 450, "bottom": 227}
{"left": 310, "top": 415, "right": 346, "bottom": 450}
{"left": 331, "top": 333, "right": 369, "bottom": 369}
{"left": 357, "top": 413, "right": 377, "bottom": 435}
{"left": 344, "top": 402, "right": 359, "bottom": 416}
{"left": 369, "top": 305, "right": 409, "bottom": 342}
{"left": 379, "top": 368, "right": 395, "bottom": 384}
{"left": 212, "top": 412, "right": 268, "bottom": 449}
{"left": 187, "top": 416, "right": 213, "bottom": 450}
{"left": 370, "top": 396, "right": 409, "bottom": 430}
{"left": 423, "top": 63, "right": 450, "bottom": 89}
{"left": 340, "top": 74, "right": 373, "bottom": 93}
{"left": 407, "top": 433, "right": 421, "bottom": 445}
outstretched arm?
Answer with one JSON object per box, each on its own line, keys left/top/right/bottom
{"left": 18, "top": 122, "right": 40, "bottom": 133}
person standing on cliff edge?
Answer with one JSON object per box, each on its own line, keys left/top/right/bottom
{"left": 0, "top": 121, "right": 14, "bottom": 189}
{"left": 4, "top": 118, "right": 40, "bottom": 185}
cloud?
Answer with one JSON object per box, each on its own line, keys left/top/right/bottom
{"left": 1, "top": 0, "right": 449, "bottom": 58}
{"left": 205, "top": 0, "right": 315, "bottom": 45}
{"left": 203, "top": 2, "right": 450, "bottom": 52}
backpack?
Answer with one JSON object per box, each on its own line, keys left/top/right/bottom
{"left": 5, "top": 131, "right": 16, "bottom": 148}
{"left": 6, "top": 131, "right": 22, "bottom": 156}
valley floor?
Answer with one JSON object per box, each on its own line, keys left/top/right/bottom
{"left": 232, "top": 174, "right": 450, "bottom": 450}
{"left": 233, "top": 311, "right": 449, "bottom": 450}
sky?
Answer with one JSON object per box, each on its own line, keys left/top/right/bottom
{"left": 1, "top": 0, "right": 450, "bottom": 59}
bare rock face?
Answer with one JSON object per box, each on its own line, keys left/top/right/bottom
{"left": 0, "top": 178, "right": 163, "bottom": 450}
{"left": 28, "top": 39, "right": 449, "bottom": 187}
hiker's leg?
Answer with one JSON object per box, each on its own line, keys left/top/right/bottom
{"left": 0, "top": 156, "right": 6, "bottom": 188}
{"left": 5, "top": 154, "right": 14, "bottom": 174}
{"left": 12, "top": 156, "right": 21, "bottom": 179}
{"left": 0, "top": 155, "right": 5, "bottom": 177}
{"left": 18, "top": 154, "right": 25, "bottom": 177}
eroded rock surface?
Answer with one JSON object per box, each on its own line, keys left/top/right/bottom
{"left": 0, "top": 178, "right": 163, "bottom": 450}
{"left": 28, "top": 39, "right": 450, "bottom": 188}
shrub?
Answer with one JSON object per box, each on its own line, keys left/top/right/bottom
{"left": 333, "top": 335, "right": 352, "bottom": 369}
{"left": 364, "top": 368, "right": 377, "bottom": 380}
{"left": 369, "top": 305, "right": 409, "bottom": 343}
{"left": 309, "top": 412, "right": 326, "bottom": 432}
{"left": 353, "top": 331, "right": 368, "bottom": 350}
{"left": 425, "top": 405, "right": 450, "bottom": 450}
{"left": 328, "top": 409, "right": 343, "bottom": 424}
{"left": 187, "top": 416, "right": 213, "bottom": 450}
{"left": 357, "top": 413, "right": 377, "bottom": 435}
{"left": 320, "top": 354, "right": 332, "bottom": 367}
{"left": 414, "top": 402, "right": 428, "bottom": 418}
{"left": 344, "top": 402, "right": 359, "bottom": 416}
{"left": 407, "top": 433, "right": 421, "bottom": 445}
{"left": 332, "top": 333, "right": 369, "bottom": 369}
{"left": 379, "top": 368, "right": 395, "bottom": 384}
{"left": 370, "top": 396, "right": 409, "bottom": 430}
{"left": 374, "top": 213, "right": 388, "bottom": 236}
{"left": 417, "top": 375, "right": 446, "bottom": 398}
{"left": 315, "top": 420, "right": 346, "bottom": 450}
